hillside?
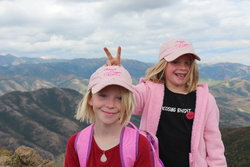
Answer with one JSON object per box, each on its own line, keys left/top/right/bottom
{"left": 210, "top": 79, "right": 250, "bottom": 128}
{"left": 0, "top": 87, "right": 84, "bottom": 160}
{"left": 0, "top": 76, "right": 56, "bottom": 95}
{"left": 222, "top": 126, "right": 250, "bottom": 167}
{"left": 0, "top": 146, "right": 56, "bottom": 167}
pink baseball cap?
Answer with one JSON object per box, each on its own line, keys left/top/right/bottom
{"left": 159, "top": 39, "right": 201, "bottom": 62}
{"left": 88, "top": 65, "right": 133, "bottom": 94}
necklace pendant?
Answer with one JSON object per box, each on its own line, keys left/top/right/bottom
{"left": 100, "top": 152, "right": 107, "bottom": 162}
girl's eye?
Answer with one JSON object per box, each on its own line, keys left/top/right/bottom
{"left": 98, "top": 93, "right": 107, "bottom": 98}
{"left": 170, "top": 61, "right": 179, "bottom": 64}
{"left": 116, "top": 96, "right": 122, "bottom": 101}
{"left": 185, "top": 61, "right": 192, "bottom": 66}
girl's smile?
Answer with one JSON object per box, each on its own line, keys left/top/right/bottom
{"left": 101, "top": 109, "right": 119, "bottom": 116}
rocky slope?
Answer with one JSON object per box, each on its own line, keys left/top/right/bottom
{"left": 0, "top": 146, "right": 56, "bottom": 167}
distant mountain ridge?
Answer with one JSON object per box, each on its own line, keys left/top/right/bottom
{"left": 0, "top": 55, "right": 152, "bottom": 95}
{"left": 0, "top": 54, "right": 151, "bottom": 79}
{"left": 1, "top": 54, "right": 249, "bottom": 80}
{"left": 199, "top": 63, "right": 250, "bottom": 80}
{"left": 0, "top": 54, "right": 67, "bottom": 67}
{"left": 0, "top": 54, "right": 249, "bottom": 96}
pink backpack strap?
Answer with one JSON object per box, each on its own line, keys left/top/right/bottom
{"left": 127, "top": 122, "right": 164, "bottom": 167}
{"left": 120, "top": 123, "right": 140, "bottom": 167}
{"left": 74, "top": 124, "right": 94, "bottom": 167}
{"left": 74, "top": 123, "right": 140, "bottom": 167}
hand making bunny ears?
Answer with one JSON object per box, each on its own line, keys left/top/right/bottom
{"left": 104, "top": 46, "right": 121, "bottom": 66}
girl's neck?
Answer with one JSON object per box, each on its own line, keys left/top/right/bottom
{"left": 94, "top": 122, "right": 123, "bottom": 136}
{"left": 166, "top": 83, "right": 188, "bottom": 94}
{"left": 93, "top": 122, "right": 123, "bottom": 150}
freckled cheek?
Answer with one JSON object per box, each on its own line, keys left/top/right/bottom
{"left": 115, "top": 102, "right": 122, "bottom": 110}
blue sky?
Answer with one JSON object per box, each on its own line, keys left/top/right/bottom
{"left": 0, "top": 0, "right": 250, "bottom": 65}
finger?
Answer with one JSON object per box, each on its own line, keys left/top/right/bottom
{"left": 106, "top": 59, "right": 111, "bottom": 66}
{"left": 116, "top": 46, "right": 121, "bottom": 59}
{"left": 104, "top": 47, "right": 113, "bottom": 60}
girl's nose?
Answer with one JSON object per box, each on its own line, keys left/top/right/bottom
{"left": 180, "top": 62, "right": 189, "bottom": 69}
{"left": 106, "top": 98, "right": 115, "bottom": 108}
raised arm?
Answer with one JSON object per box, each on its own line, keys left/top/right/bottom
{"left": 104, "top": 46, "right": 121, "bottom": 66}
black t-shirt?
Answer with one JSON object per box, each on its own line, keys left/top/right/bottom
{"left": 156, "top": 86, "right": 196, "bottom": 167}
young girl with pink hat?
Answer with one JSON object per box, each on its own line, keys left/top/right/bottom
{"left": 105, "top": 39, "right": 227, "bottom": 167}
{"left": 64, "top": 65, "right": 162, "bottom": 167}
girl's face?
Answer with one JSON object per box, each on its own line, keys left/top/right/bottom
{"left": 88, "top": 85, "right": 122, "bottom": 126}
{"left": 164, "top": 54, "right": 193, "bottom": 93}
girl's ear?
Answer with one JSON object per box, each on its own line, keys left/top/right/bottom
{"left": 87, "top": 95, "right": 93, "bottom": 106}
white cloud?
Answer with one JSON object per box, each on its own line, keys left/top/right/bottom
{"left": 0, "top": 0, "right": 250, "bottom": 65}
{"left": 100, "top": 0, "right": 177, "bottom": 17}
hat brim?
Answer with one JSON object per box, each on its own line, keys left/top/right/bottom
{"left": 163, "top": 50, "right": 201, "bottom": 62}
{"left": 91, "top": 79, "right": 134, "bottom": 94}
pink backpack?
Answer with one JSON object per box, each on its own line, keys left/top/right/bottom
{"left": 74, "top": 122, "right": 164, "bottom": 167}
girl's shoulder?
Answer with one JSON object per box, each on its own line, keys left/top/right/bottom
{"left": 196, "top": 83, "right": 217, "bottom": 101}
{"left": 138, "top": 133, "right": 150, "bottom": 145}
{"left": 137, "top": 78, "right": 164, "bottom": 89}
{"left": 197, "top": 83, "right": 208, "bottom": 89}
{"left": 67, "top": 133, "right": 78, "bottom": 145}
{"left": 139, "top": 78, "right": 163, "bottom": 84}
{"left": 137, "top": 134, "right": 151, "bottom": 154}
{"left": 197, "top": 83, "right": 209, "bottom": 94}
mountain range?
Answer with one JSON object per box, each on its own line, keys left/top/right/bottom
{"left": 1, "top": 54, "right": 250, "bottom": 95}
{"left": 1, "top": 54, "right": 249, "bottom": 127}
{"left": 0, "top": 54, "right": 250, "bottom": 166}
{"left": 0, "top": 54, "right": 151, "bottom": 95}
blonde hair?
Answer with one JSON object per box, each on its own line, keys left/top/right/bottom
{"left": 144, "top": 59, "right": 167, "bottom": 83}
{"left": 75, "top": 87, "right": 135, "bottom": 126}
{"left": 145, "top": 57, "right": 199, "bottom": 92}
{"left": 184, "top": 60, "right": 199, "bottom": 92}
